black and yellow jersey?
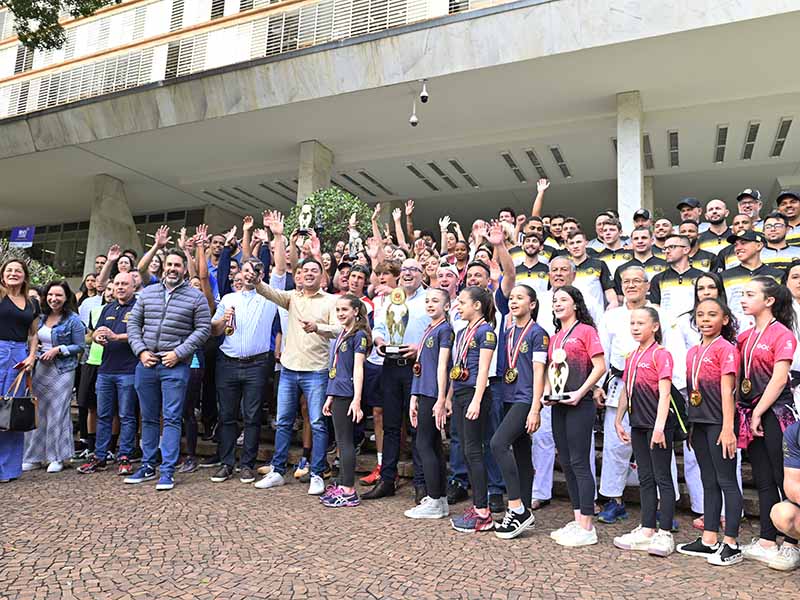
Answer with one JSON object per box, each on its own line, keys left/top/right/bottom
{"left": 594, "top": 247, "right": 634, "bottom": 280}
{"left": 722, "top": 263, "right": 783, "bottom": 331}
{"left": 714, "top": 244, "right": 739, "bottom": 272}
{"left": 761, "top": 245, "right": 800, "bottom": 271}
{"left": 688, "top": 249, "right": 716, "bottom": 272}
{"left": 785, "top": 224, "right": 800, "bottom": 247}
{"left": 613, "top": 255, "right": 668, "bottom": 295}
{"left": 514, "top": 261, "right": 550, "bottom": 296}
{"left": 649, "top": 266, "right": 704, "bottom": 319}
{"left": 573, "top": 257, "right": 614, "bottom": 316}
{"left": 697, "top": 227, "right": 732, "bottom": 256}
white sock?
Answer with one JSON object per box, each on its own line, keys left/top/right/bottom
{"left": 377, "top": 452, "right": 382, "bottom": 465}
{"left": 511, "top": 504, "right": 525, "bottom": 515}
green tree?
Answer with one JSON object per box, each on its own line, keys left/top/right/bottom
{"left": 0, "top": 239, "right": 63, "bottom": 286}
{"left": 284, "top": 187, "right": 372, "bottom": 253}
{"left": 2, "top": 0, "right": 120, "bottom": 51}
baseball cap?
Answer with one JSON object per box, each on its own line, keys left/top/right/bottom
{"left": 776, "top": 190, "right": 800, "bottom": 205}
{"left": 633, "top": 209, "right": 651, "bottom": 220}
{"left": 676, "top": 197, "right": 701, "bottom": 210}
{"left": 736, "top": 188, "right": 761, "bottom": 202}
{"left": 726, "top": 230, "right": 765, "bottom": 244}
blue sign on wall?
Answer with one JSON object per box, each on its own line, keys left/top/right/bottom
{"left": 9, "top": 226, "right": 35, "bottom": 248}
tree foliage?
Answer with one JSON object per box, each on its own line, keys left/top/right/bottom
{"left": 0, "top": 238, "right": 64, "bottom": 286}
{"left": 2, "top": 0, "right": 120, "bottom": 51}
{"left": 284, "top": 187, "right": 373, "bottom": 253}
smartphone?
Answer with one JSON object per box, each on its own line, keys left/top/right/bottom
{"left": 12, "top": 361, "right": 25, "bottom": 370}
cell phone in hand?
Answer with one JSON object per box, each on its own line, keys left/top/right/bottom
{"left": 12, "top": 361, "right": 25, "bottom": 370}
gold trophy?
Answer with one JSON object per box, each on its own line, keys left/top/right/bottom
{"left": 545, "top": 348, "right": 570, "bottom": 403}
{"left": 224, "top": 307, "right": 236, "bottom": 336}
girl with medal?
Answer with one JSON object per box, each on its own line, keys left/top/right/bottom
{"left": 448, "top": 286, "right": 497, "bottom": 533}
{"left": 737, "top": 277, "right": 800, "bottom": 569}
{"left": 613, "top": 307, "right": 677, "bottom": 557}
{"left": 321, "top": 295, "right": 371, "bottom": 508}
{"left": 406, "top": 288, "right": 455, "bottom": 520}
{"left": 545, "top": 286, "right": 606, "bottom": 548}
{"left": 489, "top": 285, "right": 549, "bottom": 539}
{"left": 677, "top": 298, "right": 743, "bottom": 566}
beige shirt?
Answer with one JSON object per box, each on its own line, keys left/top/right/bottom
{"left": 256, "top": 282, "right": 341, "bottom": 371}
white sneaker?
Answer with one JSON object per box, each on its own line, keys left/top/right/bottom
{"left": 550, "top": 521, "right": 578, "bottom": 541}
{"left": 557, "top": 524, "right": 598, "bottom": 547}
{"left": 254, "top": 471, "right": 285, "bottom": 489}
{"left": 613, "top": 525, "right": 653, "bottom": 551}
{"left": 307, "top": 474, "right": 325, "bottom": 495}
{"left": 768, "top": 544, "right": 800, "bottom": 571}
{"left": 438, "top": 497, "right": 450, "bottom": 517}
{"left": 405, "top": 496, "right": 447, "bottom": 519}
{"left": 46, "top": 461, "right": 63, "bottom": 473}
{"left": 741, "top": 538, "right": 779, "bottom": 564}
{"left": 648, "top": 531, "right": 675, "bottom": 557}
{"left": 22, "top": 462, "right": 40, "bottom": 472}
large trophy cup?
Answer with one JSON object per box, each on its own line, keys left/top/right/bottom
{"left": 545, "top": 348, "right": 571, "bottom": 403}
{"left": 297, "top": 203, "right": 314, "bottom": 236}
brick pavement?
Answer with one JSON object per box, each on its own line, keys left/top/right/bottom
{"left": 1, "top": 469, "right": 798, "bottom": 600}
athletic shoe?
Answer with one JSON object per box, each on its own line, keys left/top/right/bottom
{"left": 211, "top": 464, "right": 234, "bottom": 483}
{"left": 46, "top": 461, "right": 63, "bottom": 473}
{"left": 22, "top": 462, "right": 40, "bottom": 472}
{"left": 692, "top": 515, "right": 705, "bottom": 531}
{"left": 292, "top": 457, "right": 309, "bottom": 479}
{"left": 446, "top": 480, "right": 469, "bottom": 505}
{"left": 530, "top": 498, "right": 551, "bottom": 511}
{"left": 129, "top": 447, "right": 143, "bottom": 463}
{"left": 106, "top": 452, "right": 116, "bottom": 464}
{"left": 322, "top": 491, "right": 360, "bottom": 508}
{"left": 308, "top": 474, "right": 325, "bottom": 495}
{"left": 768, "top": 544, "right": 800, "bottom": 571}
{"left": 199, "top": 456, "right": 222, "bottom": 469}
{"left": 451, "top": 507, "right": 494, "bottom": 533}
{"left": 177, "top": 457, "right": 198, "bottom": 474}
{"left": 598, "top": 499, "right": 629, "bottom": 524}
{"left": 72, "top": 448, "right": 91, "bottom": 462}
{"left": 613, "top": 525, "right": 654, "bottom": 551}
{"left": 677, "top": 537, "right": 720, "bottom": 558}
{"left": 254, "top": 471, "right": 285, "bottom": 489}
{"left": 648, "top": 531, "right": 675, "bottom": 557}
{"left": 117, "top": 457, "right": 134, "bottom": 476}
{"left": 494, "top": 508, "right": 535, "bottom": 539}
{"left": 557, "top": 524, "right": 598, "bottom": 547}
{"left": 415, "top": 485, "right": 428, "bottom": 506}
{"left": 239, "top": 467, "right": 256, "bottom": 484}
{"left": 708, "top": 543, "right": 743, "bottom": 567}
{"left": 77, "top": 457, "right": 107, "bottom": 474}
{"left": 359, "top": 464, "right": 381, "bottom": 486}
{"left": 656, "top": 510, "right": 679, "bottom": 533}
{"left": 257, "top": 464, "right": 273, "bottom": 475}
{"left": 320, "top": 485, "right": 343, "bottom": 503}
{"left": 405, "top": 496, "right": 449, "bottom": 520}
{"left": 155, "top": 474, "right": 174, "bottom": 491}
{"left": 741, "top": 538, "right": 780, "bottom": 565}
{"left": 550, "top": 521, "right": 578, "bottom": 541}
{"left": 124, "top": 466, "right": 157, "bottom": 484}
{"left": 236, "top": 432, "right": 244, "bottom": 447}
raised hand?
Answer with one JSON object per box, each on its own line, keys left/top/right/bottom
{"left": 372, "top": 203, "right": 381, "bottom": 221}
{"left": 365, "top": 237, "right": 380, "bottom": 259}
{"left": 438, "top": 215, "right": 451, "bottom": 231}
{"left": 516, "top": 214, "right": 527, "bottom": 227}
{"left": 195, "top": 224, "right": 209, "bottom": 245}
{"left": 153, "top": 225, "right": 171, "bottom": 249}
{"left": 537, "top": 178, "right": 550, "bottom": 193}
{"left": 107, "top": 244, "right": 121, "bottom": 262}
{"left": 487, "top": 220, "right": 505, "bottom": 246}
{"left": 349, "top": 212, "right": 357, "bottom": 229}
{"left": 267, "top": 211, "right": 284, "bottom": 237}
{"left": 223, "top": 226, "right": 237, "bottom": 247}
{"left": 242, "top": 215, "right": 254, "bottom": 232}
{"left": 392, "top": 208, "right": 402, "bottom": 221}
{"left": 177, "top": 227, "right": 187, "bottom": 250}
{"left": 405, "top": 199, "right": 415, "bottom": 215}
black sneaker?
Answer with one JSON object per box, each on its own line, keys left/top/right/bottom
{"left": 707, "top": 543, "right": 743, "bottom": 566}
{"left": 77, "top": 457, "right": 107, "bottom": 474}
{"left": 239, "top": 466, "right": 256, "bottom": 484}
{"left": 201, "top": 422, "right": 218, "bottom": 441}
{"left": 199, "top": 455, "right": 222, "bottom": 469}
{"left": 129, "top": 447, "right": 143, "bottom": 463}
{"left": 494, "top": 508, "right": 535, "bottom": 539}
{"left": 446, "top": 480, "right": 469, "bottom": 505}
{"left": 210, "top": 464, "right": 234, "bottom": 483}
{"left": 489, "top": 493, "right": 506, "bottom": 514}
{"left": 677, "top": 537, "right": 720, "bottom": 558}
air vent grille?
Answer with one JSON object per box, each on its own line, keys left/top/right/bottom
{"left": 406, "top": 164, "right": 439, "bottom": 192}
{"left": 500, "top": 151, "right": 526, "bottom": 183}
{"left": 771, "top": 117, "right": 792, "bottom": 157}
{"left": 523, "top": 149, "right": 548, "bottom": 179}
{"left": 668, "top": 130, "right": 679, "bottom": 167}
{"left": 549, "top": 146, "right": 571, "bottom": 179}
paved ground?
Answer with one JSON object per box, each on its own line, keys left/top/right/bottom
{"left": 1, "top": 467, "right": 798, "bottom": 600}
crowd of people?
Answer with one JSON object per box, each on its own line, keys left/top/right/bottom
{"left": 1, "top": 181, "right": 800, "bottom": 570}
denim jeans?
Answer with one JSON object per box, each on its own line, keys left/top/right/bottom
{"left": 271, "top": 367, "right": 328, "bottom": 476}
{"left": 135, "top": 363, "right": 189, "bottom": 477}
{"left": 94, "top": 372, "right": 137, "bottom": 461}
{"left": 217, "top": 355, "right": 268, "bottom": 469}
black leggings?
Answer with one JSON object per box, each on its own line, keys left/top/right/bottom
{"left": 490, "top": 402, "right": 533, "bottom": 509}
{"left": 330, "top": 396, "right": 356, "bottom": 487}
{"left": 631, "top": 427, "right": 674, "bottom": 530}
{"left": 453, "top": 387, "right": 492, "bottom": 509}
{"left": 691, "top": 423, "right": 742, "bottom": 538}
{"left": 415, "top": 395, "right": 447, "bottom": 499}
{"left": 551, "top": 400, "right": 596, "bottom": 516}
{"left": 748, "top": 410, "right": 799, "bottom": 543}
{"left": 182, "top": 367, "right": 204, "bottom": 457}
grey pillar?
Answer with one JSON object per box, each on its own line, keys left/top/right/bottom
{"left": 297, "top": 140, "right": 334, "bottom": 204}
{"left": 616, "top": 91, "right": 644, "bottom": 229}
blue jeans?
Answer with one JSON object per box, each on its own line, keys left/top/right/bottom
{"left": 94, "top": 372, "right": 137, "bottom": 461}
{"left": 271, "top": 368, "right": 328, "bottom": 476}
{"left": 135, "top": 363, "right": 189, "bottom": 477}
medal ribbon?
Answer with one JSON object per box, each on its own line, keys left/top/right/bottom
{"left": 330, "top": 328, "right": 351, "bottom": 373}
{"left": 455, "top": 318, "right": 485, "bottom": 367}
{"left": 742, "top": 319, "right": 776, "bottom": 380}
{"left": 555, "top": 320, "right": 580, "bottom": 355}
{"left": 625, "top": 342, "right": 657, "bottom": 400}
{"left": 690, "top": 336, "right": 721, "bottom": 394}
{"left": 506, "top": 319, "right": 534, "bottom": 370}
{"left": 416, "top": 318, "right": 446, "bottom": 362}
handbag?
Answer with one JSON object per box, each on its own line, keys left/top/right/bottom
{"left": 0, "top": 370, "right": 38, "bottom": 432}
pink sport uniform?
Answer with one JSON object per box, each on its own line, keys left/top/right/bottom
{"left": 685, "top": 339, "right": 739, "bottom": 424}
{"left": 548, "top": 323, "right": 604, "bottom": 401}
{"left": 736, "top": 322, "right": 796, "bottom": 410}
{"left": 623, "top": 345, "right": 674, "bottom": 429}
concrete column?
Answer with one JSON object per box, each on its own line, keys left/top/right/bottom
{"left": 643, "top": 175, "right": 655, "bottom": 214}
{"left": 616, "top": 91, "right": 644, "bottom": 229}
{"left": 83, "top": 175, "right": 142, "bottom": 276}
{"left": 297, "top": 140, "right": 334, "bottom": 204}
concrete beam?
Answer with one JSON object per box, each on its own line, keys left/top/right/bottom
{"left": 616, "top": 91, "right": 644, "bottom": 230}
{"left": 297, "top": 140, "right": 334, "bottom": 204}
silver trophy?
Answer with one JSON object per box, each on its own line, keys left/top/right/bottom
{"left": 297, "top": 203, "right": 314, "bottom": 235}
{"left": 545, "top": 348, "right": 571, "bottom": 402}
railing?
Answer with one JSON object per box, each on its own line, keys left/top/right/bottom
{"left": 0, "top": 0, "right": 515, "bottom": 120}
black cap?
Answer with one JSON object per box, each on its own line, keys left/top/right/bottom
{"left": 676, "top": 197, "right": 701, "bottom": 210}
{"left": 736, "top": 188, "right": 761, "bottom": 202}
{"left": 726, "top": 230, "right": 765, "bottom": 244}
{"left": 776, "top": 190, "right": 800, "bottom": 205}
{"left": 633, "top": 209, "right": 651, "bottom": 220}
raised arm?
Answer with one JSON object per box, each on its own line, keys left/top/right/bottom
{"left": 241, "top": 216, "right": 254, "bottom": 261}
{"left": 96, "top": 244, "right": 120, "bottom": 292}
{"left": 438, "top": 215, "right": 451, "bottom": 255}
{"left": 194, "top": 225, "right": 216, "bottom": 312}
{"left": 264, "top": 210, "right": 287, "bottom": 275}
{"left": 138, "top": 225, "right": 171, "bottom": 282}
{"left": 392, "top": 208, "right": 408, "bottom": 251}
{"left": 405, "top": 200, "right": 415, "bottom": 241}
{"left": 530, "top": 178, "right": 551, "bottom": 217}
{"left": 371, "top": 203, "right": 383, "bottom": 241}
{"left": 488, "top": 220, "right": 516, "bottom": 297}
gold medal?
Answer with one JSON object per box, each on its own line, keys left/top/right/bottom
{"left": 689, "top": 390, "right": 702, "bottom": 406}
{"left": 459, "top": 367, "right": 470, "bottom": 381}
{"left": 504, "top": 368, "right": 518, "bottom": 384}
{"left": 328, "top": 367, "right": 337, "bottom": 379}
{"left": 449, "top": 365, "right": 462, "bottom": 381}
{"left": 413, "top": 362, "right": 422, "bottom": 377}
{"left": 552, "top": 348, "right": 567, "bottom": 364}
{"left": 741, "top": 378, "right": 752, "bottom": 395}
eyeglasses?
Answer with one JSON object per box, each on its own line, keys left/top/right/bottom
{"left": 764, "top": 223, "right": 786, "bottom": 230}
{"left": 400, "top": 266, "right": 422, "bottom": 273}
{"left": 622, "top": 279, "right": 646, "bottom": 286}
{"left": 663, "top": 244, "right": 689, "bottom": 251}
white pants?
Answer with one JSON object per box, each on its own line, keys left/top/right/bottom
{"left": 599, "top": 406, "right": 638, "bottom": 498}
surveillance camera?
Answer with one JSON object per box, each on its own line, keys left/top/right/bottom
{"left": 409, "top": 114, "right": 419, "bottom": 127}
{"left": 419, "top": 81, "right": 429, "bottom": 104}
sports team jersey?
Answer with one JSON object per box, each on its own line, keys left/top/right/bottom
{"left": 685, "top": 338, "right": 739, "bottom": 425}
{"left": 688, "top": 249, "right": 716, "bottom": 272}
{"left": 540, "top": 244, "right": 565, "bottom": 265}
{"left": 514, "top": 261, "right": 550, "bottom": 296}
{"left": 761, "top": 245, "right": 800, "bottom": 271}
{"left": 594, "top": 247, "right": 634, "bottom": 279}
{"left": 697, "top": 228, "right": 732, "bottom": 256}
{"left": 613, "top": 255, "right": 668, "bottom": 296}
{"left": 652, "top": 245, "right": 665, "bottom": 259}
{"left": 786, "top": 224, "right": 800, "bottom": 247}
{"left": 784, "top": 421, "right": 800, "bottom": 470}
{"left": 649, "top": 266, "right": 704, "bottom": 320}
{"left": 736, "top": 321, "right": 796, "bottom": 410}
{"left": 623, "top": 344, "right": 674, "bottom": 429}
{"left": 573, "top": 257, "right": 614, "bottom": 317}
{"left": 452, "top": 287, "right": 508, "bottom": 379}
{"left": 722, "top": 264, "right": 783, "bottom": 331}
{"left": 714, "top": 244, "right": 739, "bottom": 272}
{"left": 452, "top": 322, "right": 497, "bottom": 392}
{"left": 503, "top": 322, "right": 549, "bottom": 405}
{"left": 326, "top": 330, "right": 369, "bottom": 397}
{"left": 509, "top": 245, "right": 525, "bottom": 266}
{"left": 411, "top": 320, "right": 454, "bottom": 398}
{"left": 547, "top": 322, "right": 604, "bottom": 400}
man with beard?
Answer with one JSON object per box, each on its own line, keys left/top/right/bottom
{"left": 565, "top": 231, "right": 618, "bottom": 320}
{"left": 652, "top": 217, "right": 673, "bottom": 257}
{"left": 777, "top": 190, "right": 800, "bottom": 247}
{"left": 678, "top": 220, "right": 716, "bottom": 271}
{"left": 761, "top": 212, "right": 800, "bottom": 270}
{"left": 697, "top": 199, "right": 732, "bottom": 255}
{"left": 514, "top": 233, "right": 549, "bottom": 296}
{"left": 207, "top": 233, "right": 226, "bottom": 300}
{"left": 714, "top": 213, "right": 753, "bottom": 272}
{"left": 648, "top": 234, "right": 703, "bottom": 321}
{"left": 736, "top": 188, "right": 764, "bottom": 231}
{"left": 613, "top": 227, "right": 667, "bottom": 297}
{"left": 676, "top": 197, "right": 710, "bottom": 233}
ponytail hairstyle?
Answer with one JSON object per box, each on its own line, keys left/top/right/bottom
{"left": 636, "top": 306, "right": 663, "bottom": 345}
{"left": 752, "top": 276, "right": 795, "bottom": 332}
{"left": 553, "top": 285, "right": 595, "bottom": 332}
{"left": 462, "top": 285, "right": 496, "bottom": 328}
{"left": 691, "top": 298, "right": 738, "bottom": 344}
{"left": 513, "top": 284, "right": 540, "bottom": 322}
{"left": 339, "top": 293, "right": 373, "bottom": 348}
